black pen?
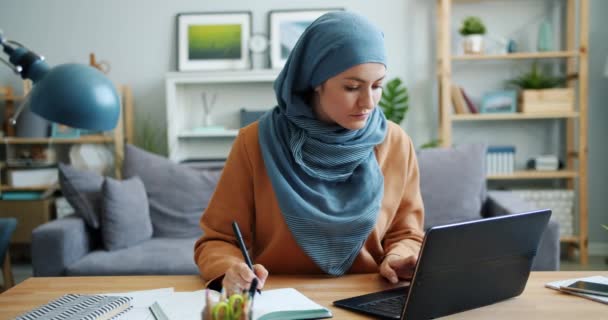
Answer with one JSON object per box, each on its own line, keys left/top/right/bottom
{"left": 232, "top": 220, "right": 262, "bottom": 294}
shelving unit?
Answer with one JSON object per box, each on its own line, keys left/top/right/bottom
{"left": 0, "top": 83, "right": 134, "bottom": 246}
{"left": 165, "top": 69, "right": 280, "bottom": 162}
{"left": 437, "top": 0, "right": 589, "bottom": 264}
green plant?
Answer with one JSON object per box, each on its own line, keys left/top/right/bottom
{"left": 507, "top": 62, "right": 565, "bottom": 89}
{"left": 419, "top": 139, "right": 442, "bottom": 149}
{"left": 135, "top": 115, "right": 167, "bottom": 156}
{"left": 459, "top": 16, "right": 486, "bottom": 36}
{"left": 379, "top": 78, "right": 409, "bottom": 124}
{"left": 603, "top": 225, "right": 608, "bottom": 231}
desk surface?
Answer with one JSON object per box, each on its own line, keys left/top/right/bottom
{"left": 0, "top": 271, "right": 606, "bottom": 319}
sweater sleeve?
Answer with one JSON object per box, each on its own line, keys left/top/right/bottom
{"left": 194, "top": 129, "right": 256, "bottom": 283}
{"left": 382, "top": 135, "right": 425, "bottom": 259}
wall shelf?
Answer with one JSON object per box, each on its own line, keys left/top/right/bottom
{"left": 177, "top": 129, "right": 239, "bottom": 138}
{"left": 452, "top": 112, "right": 579, "bottom": 121}
{"left": 560, "top": 236, "right": 579, "bottom": 244}
{"left": 487, "top": 170, "right": 578, "bottom": 180}
{"left": 0, "top": 185, "right": 53, "bottom": 192}
{"left": 451, "top": 51, "right": 579, "bottom": 61}
{"left": 1, "top": 135, "right": 114, "bottom": 144}
{"left": 166, "top": 69, "right": 280, "bottom": 84}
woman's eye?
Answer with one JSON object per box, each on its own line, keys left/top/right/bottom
{"left": 345, "top": 86, "right": 359, "bottom": 91}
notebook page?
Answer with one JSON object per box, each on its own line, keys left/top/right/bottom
{"left": 155, "top": 290, "right": 206, "bottom": 320}
{"left": 104, "top": 288, "right": 175, "bottom": 320}
{"left": 253, "top": 288, "right": 331, "bottom": 319}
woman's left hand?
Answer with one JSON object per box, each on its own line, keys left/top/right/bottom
{"left": 379, "top": 254, "right": 417, "bottom": 284}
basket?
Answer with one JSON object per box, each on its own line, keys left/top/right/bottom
{"left": 511, "top": 189, "right": 575, "bottom": 237}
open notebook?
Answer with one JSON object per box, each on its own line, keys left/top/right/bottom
{"left": 155, "top": 288, "right": 332, "bottom": 320}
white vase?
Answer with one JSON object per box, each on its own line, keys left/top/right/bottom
{"left": 463, "top": 34, "right": 484, "bottom": 54}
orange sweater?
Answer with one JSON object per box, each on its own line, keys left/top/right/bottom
{"left": 194, "top": 121, "right": 425, "bottom": 282}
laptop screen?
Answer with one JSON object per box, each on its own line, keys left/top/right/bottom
{"left": 334, "top": 209, "right": 551, "bottom": 319}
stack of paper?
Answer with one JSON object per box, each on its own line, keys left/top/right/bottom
{"left": 103, "top": 287, "right": 175, "bottom": 320}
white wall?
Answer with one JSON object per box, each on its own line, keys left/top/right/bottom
{"left": 588, "top": 0, "right": 608, "bottom": 252}
{"left": 0, "top": 0, "right": 428, "bottom": 145}
{"left": 1, "top": 0, "right": 606, "bottom": 248}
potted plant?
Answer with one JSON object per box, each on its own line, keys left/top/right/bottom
{"left": 379, "top": 78, "right": 409, "bottom": 124}
{"left": 459, "top": 16, "right": 486, "bottom": 54}
{"left": 507, "top": 62, "right": 572, "bottom": 113}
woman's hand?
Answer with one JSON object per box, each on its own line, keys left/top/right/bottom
{"left": 222, "top": 262, "right": 268, "bottom": 294}
{"left": 379, "top": 254, "right": 417, "bottom": 284}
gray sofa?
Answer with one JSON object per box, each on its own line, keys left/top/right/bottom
{"left": 31, "top": 144, "right": 559, "bottom": 276}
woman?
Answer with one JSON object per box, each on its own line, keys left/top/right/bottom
{"left": 194, "top": 11, "right": 424, "bottom": 292}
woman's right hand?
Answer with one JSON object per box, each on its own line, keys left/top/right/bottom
{"left": 222, "top": 262, "right": 268, "bottom": 294}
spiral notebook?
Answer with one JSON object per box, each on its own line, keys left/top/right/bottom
{"left": 15, "top": 294, "right": 132, "bottom": 320}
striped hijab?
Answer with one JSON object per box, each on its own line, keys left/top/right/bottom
{"left": 258, "top": 11, "right": 387, "bottom": 275}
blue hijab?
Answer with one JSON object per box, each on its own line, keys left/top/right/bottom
{"left": 258, "top": 11, "right": 387, "bottom": 275}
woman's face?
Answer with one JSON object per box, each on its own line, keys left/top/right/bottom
{"left": 313, "top": 63, "right": 386, "bottom": 130}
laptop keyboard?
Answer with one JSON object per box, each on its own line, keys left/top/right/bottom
{"left": 359, "top": 294, "right": 406, "bottom": 317}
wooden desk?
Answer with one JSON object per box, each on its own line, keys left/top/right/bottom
{"left": 0, "top": 272, "right": 606, "bottom": 319}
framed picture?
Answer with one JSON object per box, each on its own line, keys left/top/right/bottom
{"left": 177, "top": 12, "right": 252, "bottom": 71}
{"left": 481, "top": 90, "right": 518, "bottom": 113}
{"left": 51, "top": 123, "right": 80, "bottom": 138}
{"left": 268, "top": 9, "right": 343, "bottom": 69}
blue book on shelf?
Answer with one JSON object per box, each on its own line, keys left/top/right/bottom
{"left": 487, "top": 146, "right": 516, "bottom": 154}
{"left": 2, "top": 192, "right": 43, "bottom": 200}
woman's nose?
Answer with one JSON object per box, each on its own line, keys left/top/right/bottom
{"left": 359, "top": 88, "right": 375, "bottom": 109}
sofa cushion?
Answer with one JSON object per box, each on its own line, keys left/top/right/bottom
{"left": 101, "top": 176, "right": 153, "bottom": 251}
{"left": 418, "top": 144, "right": 487, "bottom": 229}
{"left": 58, "top": 163, "right": 104, "bottom": 229}
{"left": 65, "top": 238, "right": 199, "bottom": 275}
{"left": 122, "top": 144, "right": 222, "bottom": 238}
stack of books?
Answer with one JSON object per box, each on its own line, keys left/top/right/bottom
{"left": 486, "top": 146, "right": 515, "bottom": 175}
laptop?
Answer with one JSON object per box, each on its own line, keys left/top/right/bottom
{"left": 334, "top": 209, "right": 551, "bottom": 319}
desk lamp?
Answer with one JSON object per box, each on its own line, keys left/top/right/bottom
{"left": 0, "top": 31, "right": 120, "bottom": 130}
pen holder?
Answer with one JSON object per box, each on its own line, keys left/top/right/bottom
{"left": 202, "top": 289, "right": 253, "bottom": 320}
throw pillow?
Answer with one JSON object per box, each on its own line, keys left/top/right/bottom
{"left": 58, "top": 163, "right": 104, "bottom": 228}
{"left": 122, "top": 144, "right": 222, "bottom": 238}
{"left": 101, "top": 176, "right": 153, "bottom": 251}
{"left": 418, "top": 144, "right": 487, "bottom": 229}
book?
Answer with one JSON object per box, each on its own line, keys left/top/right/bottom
{"left": 460, "top": 87, "right": 479, "bottom": 113}
{"left": 155, "top": 288, "right": 332, "bottom": 320}
{"left": 15, "top": 294, "right": 132, "bottom": 320}
{"left": 450, "top": 85, "right": 469, "bottom": 114}
{"left": 545, "top": 275, "right": 608, "bottom": 305}
{"left": 1, "top": 191, "right": 43, "bottom": 200}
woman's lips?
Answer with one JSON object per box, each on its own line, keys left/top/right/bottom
{"left": 350, "top": 113, "right": 370, "bottom": 120}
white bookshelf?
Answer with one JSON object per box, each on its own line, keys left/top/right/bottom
{"left": 165, "top": 70, "right": 279, "bottom": 162}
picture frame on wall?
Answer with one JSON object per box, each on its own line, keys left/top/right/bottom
{"left": 268, "top": 8, "right": 343, "bottom": 70}
{"left": 480, "top": 90, "right": 518, "bottom": 113}
{"left": 177, "top": 11, "right": 252, "bottom": 71}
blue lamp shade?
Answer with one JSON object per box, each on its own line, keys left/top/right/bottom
{"left": 29, "top": 64, "right": 120, "bottom": 131}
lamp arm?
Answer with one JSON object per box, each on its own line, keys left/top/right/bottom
{"left": 0, "top": 30, "right": 121, "bottom": 131}
{"left": 0, "top": 55, "right": 21, "bottom": 74}
{"left": 1, "top": 33, "right": 50, "bottom": 82}
{"left": 9, "top": 91, "right": 31, "bottom": 126}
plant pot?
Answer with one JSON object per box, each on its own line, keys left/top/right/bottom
{"left": 463, "top": 34, "right": 484, "bottom": 54}
{"left": 519, "top": 88, "right": 574, "bottom": 113}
